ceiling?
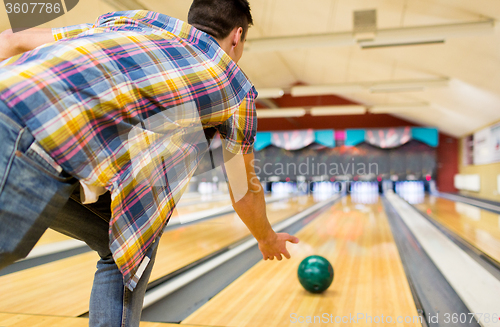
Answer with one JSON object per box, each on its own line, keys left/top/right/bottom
{"left": 1, "top": 0, "right": 499, "bottom": 137}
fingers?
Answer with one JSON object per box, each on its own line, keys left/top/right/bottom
{"left": 277, "top": 233, "right": 299, "bottom": 244}
{"left": 262, "top": 253, "right": 284, "bottom": 260}
{"left": 259, "top": 233, "right": 299, "bottom": 261}
{"left": 263, "top": 253, "right": 274, "bottom": 260}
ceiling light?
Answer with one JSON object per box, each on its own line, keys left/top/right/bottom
{"left": 291, "top": 84, "right": 365, "bottom": 96}
{"left": 256, "top": 88, "right": 285, "bottom": 99}
{"left": 369, "top": 78, "right": 449, "bottom": 92}
{"left": 359, "top": 20, "right": 494, "bottom": 48}
{"left": 310, "top": 106, "right": 366, "bottom": 116}
{"left": 369, "top": 103, "right": 430, "bottom": 113}
{"left": 290, "top": 78, "right": 448, "bottom": 96}
{"left": 361, "top": 40, "right": 444, "bottom": 49}
{"left": 256, "top": 108, "right": 306, "bottom": 118}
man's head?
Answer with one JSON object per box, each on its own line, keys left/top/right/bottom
{"left": 188, "top": 0, "right": 253, "bottom": 63}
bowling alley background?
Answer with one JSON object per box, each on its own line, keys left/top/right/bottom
{"left": 254, "top": 92, "right": 500, "bottom": 201}
{"left": 2, "top": 1, "right": 500, "bottom": 327}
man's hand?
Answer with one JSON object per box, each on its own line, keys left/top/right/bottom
{"left": 258, "top": 232, "right": 299, "bottom": 261}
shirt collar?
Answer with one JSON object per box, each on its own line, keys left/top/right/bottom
{"left": 96, "top": 10, "right": 217, "bottom": 50}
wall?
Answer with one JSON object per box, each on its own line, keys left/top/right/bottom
{"left": 458, "top": 120, "right": 500, "bottom": 202}
{"left": 436, "top": 134, "right": 458, "bottom": 193}
{"left": 257, "top": 112, "right": 418, "bottom": 131}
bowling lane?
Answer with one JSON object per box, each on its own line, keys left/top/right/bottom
{"left": 31, "top": 194, "right": 235, "bottom": 250}
{"left": 183, "top": 196, "right": 421, "bottom": 327}
{"left": 31, "top": 192, "right": 284, "bottom": 250}
{"left": 173, "top": 195, "right": 231, "bottom": 214}
{"left": 0, "top": 196, "right": 318, "bottom": 317}
{"left": 0, "top": 312, "right": 206, "bottom": 327}
{"left": 33, "top": 229, "right": 72, "bottom": 247}
{"left": 415, "top": 195, "right": 500, "bottom": 264}
{"left": 149, "top": 196, "right": 316, "bottom": 282}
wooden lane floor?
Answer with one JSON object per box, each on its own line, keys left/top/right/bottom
{"left": 33, "top": 230, "right": 73, "bottom": 248}
{"left": 415, "top": 195, "right": 500, "bottom": 264}
{"left": 171, "top": 196, "right": 232, "bottom": 216}
{"left": 0, "top": 313, "right": 205, "bottom": 327}
{"left": 175, "top": 193, "right": 231, "bottom": 207}
{"left": 0, "top": 196, "right": 318, "bottom": 317}
{"left": 31, "top": 195, "right": 235, "bottom": 250}
{"left": 149, "top": 196, "right": 316, "bottom": 282}
{"left": 183, "top": 196, "right": 421, "bottom": 327}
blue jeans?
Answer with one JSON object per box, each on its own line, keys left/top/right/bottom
{"left": 0, "top": 103, "right": 157, "bottom": 326}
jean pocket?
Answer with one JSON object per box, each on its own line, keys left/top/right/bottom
{"left": 16, "top": 141, "right": 74, "bottom": 183}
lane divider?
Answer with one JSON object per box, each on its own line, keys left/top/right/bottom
{"left": 21, "top": 240, "right": 86, "bottom": 261}
{"left": 386, "top": 191, "right": 500, "bottom": 327}
{"left": 435, "top": 192, "right": 500, "bottom": 213}
{"left": 175, "top": 194, "right": 230, "bottom": 208}
{"left": 169, "top": 194, "right": 294, "bottom": 226}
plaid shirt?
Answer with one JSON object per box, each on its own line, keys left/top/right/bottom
{"left": 0, "top": 10, "right": 257, "bottom": 290}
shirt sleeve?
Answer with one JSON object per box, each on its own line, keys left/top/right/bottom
{"left": 216, "top": 88, "right": 257, "bottom": 155}
{"left": 52, "top": 24, "right": 94, "bottom": 41}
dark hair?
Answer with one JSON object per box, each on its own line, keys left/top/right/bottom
{"left": 188, "top": 0, "right": 253, "bottom": 41}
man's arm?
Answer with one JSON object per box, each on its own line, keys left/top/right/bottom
{"left": 0, "top": 28, "right": 54, "bottom": 61}
{"left": 0, "top": 23, "right": 93, "bottom": 61}
{"left": 223, "top": 149, "right": 299, "bottom": 261}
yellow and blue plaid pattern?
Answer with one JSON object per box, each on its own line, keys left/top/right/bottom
{"left": 0, "top": 10, "right": 257, "bottom": 290}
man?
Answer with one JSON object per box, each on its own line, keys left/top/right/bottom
{"left": 0, "top": 1, "right": 299, "bottom": 326}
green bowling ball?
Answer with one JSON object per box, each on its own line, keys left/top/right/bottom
{"left": 297, "top": 255, "right": 334, "bottom": 293}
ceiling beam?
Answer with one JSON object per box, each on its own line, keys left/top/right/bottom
{"left": 256, "top": 88, "right": 285, "bottom": 99}
{"left": 290, "top": 78, "right": 449, "bottom": 96}
{"left": 369, "top": 103, "right": 431, "bottom": 113}
{"left": 256, "top": 103, "right": 429, "bottom": 118}
{"left": 245, "top": 20, "right": 495, "bottom": 52}
{"left": 310, "top": 105, "right": 366, "bottom": 116}
{"left": 257, "top": 108, "right": 306, "bottom": 118}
